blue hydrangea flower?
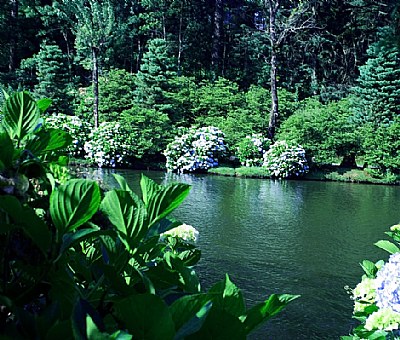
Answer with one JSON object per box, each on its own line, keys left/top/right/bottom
{"left": 375, "top": 252, "right": 400, "bottom": 313}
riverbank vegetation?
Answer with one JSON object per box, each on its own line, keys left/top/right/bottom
{"left": 0, "top": 1, "right": 400, "bottom": 184}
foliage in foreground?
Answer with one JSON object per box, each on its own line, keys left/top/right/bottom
{"left": 0, "top": 92, "right": 299, "bottom": 338}
{"left": 343, "top": 224, "right": 400, "bottom": 339}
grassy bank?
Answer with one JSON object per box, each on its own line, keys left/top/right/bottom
{"left": 208, "top": 166, "right": 400, "bottom": 185}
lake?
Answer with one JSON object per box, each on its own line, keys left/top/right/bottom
{"left": 91, "top": 168, "right": 400, "bottom": 339}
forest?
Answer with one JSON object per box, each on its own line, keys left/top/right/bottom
{"left": 0, "top": 0, "right": 400, "bottom": 178}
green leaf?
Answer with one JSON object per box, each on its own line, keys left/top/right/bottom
{"left": 113, "top": 173, "right": 133, "bottom": 193}
{"left": 0, "top": 195, "right": 51, "bottom": 253}
{"left": 59, "top": 228, "right": 115, "bottom": 255}
{"left": 26, "top": 128, "right": 72, "bottom": 155}
{"left": 241, "top": 294, "right": 300, "bottom": 335}
{"left": 101, "top": 189, "right": 147, "bottom": 249}
{"left": 2, "top": 92, "right": 40, "bottom": 144}
{"left": 208, "top": 274, "right": 246, "bottom": 318}
{"left": 374, "top": 240, "right": 400, "bottom": 254}
{"left": 170, "top": 294, "right": 212, "bottom": 337}
{"left": 186, "top": 308, "right": 246, "bottom": 340}
{"left": 141, "top": 175, "right": 191, "bottom": 226}
{"left": 50, "top": 179, "right": 101, "bottom": 235}
{"left": 114, "top": 294, "right": 175, "bottom": 340}
{"left": 0, "top": 132, "right": 14, "bottom": 170}
{"left": 360, "top": 260, "right": 378, "bottom": 277}
{"left": 37, "top": 98, "right": 52, "bottom": 113}
{"left": 164, "top": 252, "right": 200, "bottom": 293}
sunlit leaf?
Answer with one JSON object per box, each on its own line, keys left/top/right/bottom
{"left": 2, "top": 92, "right": 40, "bottom": 144}
{"left": 50, "top": 179, "right": 101, "bottom": 235}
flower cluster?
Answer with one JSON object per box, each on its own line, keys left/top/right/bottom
{"left": 262, "top": 140, "right": 309, "bottom": 178}
{"left": 160, "top": 224, "right": 199, "bottom": 244}
{"left": 164, "top": 126, "right": 226, "bottom": 173}
{"left": 84, "top": 122, "right": 134, "bottom": 168}
{"left": 344, "top": 225, "right": 400, "bottom": 338}
{"left": 236, "top": 134, "right": 271, "bottom": 167}
{"left": 45, "top": 113, "right": 92, "bottom": 158}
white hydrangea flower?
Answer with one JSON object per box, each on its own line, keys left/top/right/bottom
{"left": 161, "top": 224, "right": 199, "bottom": 243}
{"left": 365, "top": 308, "right": 400, "bottom": 331}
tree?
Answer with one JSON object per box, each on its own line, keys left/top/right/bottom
{"left": 33, "top": 42, "right": 72, "bottom": 113}
{"left": 263, "top": 0, "right": 315, "bottom": 139}
{"left": 352, "top": 27, "right": 400, "bottom": 126}
{"left": 62, "top": 0, "right": 116, "bottom": 128}
{"left": 134, "top": 38, "right": 177, "bottom": 119}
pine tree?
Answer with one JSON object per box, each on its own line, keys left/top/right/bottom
{"left": 134, "top": 38, "right": 177, "bottom": 117}
{"left": 352, "top": 27, "right": 400, "bottom": 126}
{"left": 34, "top": 43, "right": 71, "bottom": 114}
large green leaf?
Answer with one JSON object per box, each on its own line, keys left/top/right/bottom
{"left": 186, "top": 308, "right": 246, "bottom": 340}
{"left": 140, "top": 175, "right": 191, "bottom": 227}
{"left": 2, "top": 92, "right": 40, "bottom": 144}
{"left": 113, "top": 173, "right": 133, "bottom": 193}
{"left": 50, "top": 179, "right": 101, "bottom": 235}
{"left": 26, "top": 128, "right": 72, "bottom": 155}
{"left": 101, "top": 189, "right": 147, "bottom": 249}
{"left": 0, "top": 195, "right": 51, "bottom": 254}
{"left": 114, "top": 294, "right": 175, "bottom": 340}
{"left": 0, "top": 132, "right": 14, "bottom": 171}
{"left": 374, "top": 240, "right": 400, "bottom": 254}
{"left": 241, "top": 294, "right": 300, "bottom": 335}
{"left": 208, "top": 274, "right": 246, "bottom": 318}
{"left": 170, "top": 294, "right": 212, "bottom": 338}
{"left": 36, "top": 98, "right": 52, "bottom": 114}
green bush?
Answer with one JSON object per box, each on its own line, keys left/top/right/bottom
{"left": 361, "top": 119, "right": 400, "bottom": 174}
{"left": 236, "top": 134, "right": 271, "bottom": 167}
{"left": 0, "top": 91, "right": 299, "bottom": 339}
{"left": 277, "top": 98, "right": 360, "bottom": 166}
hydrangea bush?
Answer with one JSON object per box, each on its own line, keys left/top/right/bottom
{"left": 236, "top": 134, "right": 271, "bottom": 167}
{"left": 262, "top": 140, "right": 309, "bottom": 178}
{"left": 343, "top": 224, "right": 400, "bottom": 339}
{"left": 84, "top": 121, "right": 134, "bottom": 168}
{"left": 45, "top": 113, "right": 92, "bottom": 158}
{"left": 164, "top": 126, "right": 227, "bottom": 173}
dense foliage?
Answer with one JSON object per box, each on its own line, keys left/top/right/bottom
{"left": 0, "top": 92, "right": 298, "bottom": 338}
{"left": 0, "top": 1, "right": 399, "bottom": 174}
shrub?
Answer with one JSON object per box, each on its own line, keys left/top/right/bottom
{"left": 262, "top": 140, "right": 309, "bottom": 178}
{"left": 45, "top": 113, "right": 92, "bottom": 158}
{"left": 236, "top": 134, "right": 271, "bottom": 167}
{"left": 84, "top": 121, "right": 134, "bottom": 168}
{"left": 164, "top": 126, "right": 227, "bottom": 173}
{"left": 361, "top": 118, "right": 400, "bottom": 174}
{"left": 277, "top": 98, "right": 360, "bottom": 166}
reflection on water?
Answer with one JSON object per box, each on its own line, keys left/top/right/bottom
{"left": 98, "top": 169, "right": 400, "bottom": 339}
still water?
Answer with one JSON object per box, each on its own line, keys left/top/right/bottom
{"left": 95, "top": 169, "right": 400, "bottom": 339}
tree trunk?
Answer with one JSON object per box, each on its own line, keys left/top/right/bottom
{"left": 340, "top": 153, "right": 357, "bottom": 168}
{"left": 9, "top": 0, "right": 18, "bottom": 72}
{"left": 92, "top": 47, "right": 99, "bottom": 128}
{"left": 211, "top": 0, "right": 223, "bottom": 78}
{"left": 268, "top": 0, "right": 279, "bottom": 140}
